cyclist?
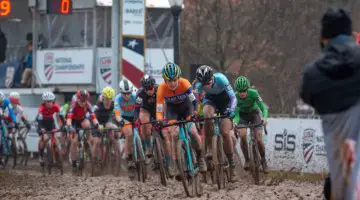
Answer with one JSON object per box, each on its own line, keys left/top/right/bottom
{"left": 0, "top": 91, "right": 17, "bottom": 164}
{"left": 156, "top": 62, "right": 207, "bottom": 173}
{"left": 59, "top": 94, "right": 77, "bottom": 125}
{"left": 66, "top": 90, "right": 100, "bottom": 172}
{"left": 194, "top": 65, "right": 237, "bottom": 181}
{"left": 8, "top": 92, "right": 31, "bottom": 130}
{"left": 37, "top": 92, "right": 60, "bottom": 166}
{"left": 114, "top": 80, "right": 137, "bottom": 174}
{"left": 92, "top": 87, "right": 117, "bottom": 163}
{"left": 233, "top": 76, "right": 268, "bottom": 173}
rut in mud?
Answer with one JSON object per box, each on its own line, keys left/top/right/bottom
{"left": 0, "top": 165, "right": 323, "bottom": 200}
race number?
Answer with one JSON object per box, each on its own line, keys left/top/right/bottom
{"left": 225, "top": 84, "right": 232, "bottom": 91}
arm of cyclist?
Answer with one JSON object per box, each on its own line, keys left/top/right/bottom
{"left": 220, "top": 74, "right": 237, "bottom": 117}
{"left": 86, "top": 102, "right": 99, "bottom": 128}
{"left": 155, "top": 84, "right": 165, "bottom": 121}
{"left": 233, "top": 107, "right": 240, "bottom": 125}
{"left": 254, "top": 92, "right": 268, "bottom": 122}
{"left": 4, "top": 98, "right": 17, "bottom": 124}
{"left": 114, "top": 94, "right": 124, "bottom": 126}
{"left": 134, "top": 90, "right": 143, "bottom": 120}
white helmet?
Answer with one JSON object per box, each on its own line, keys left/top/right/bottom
{"left": 119, "top": 80, "right": 133, "bottom": 93}
{"left": 9, "top": 92, "right": 20, "bottom": 100}
{"left": 0, "top": 91, "right": 4, "bottom": 102}
{"left": 42, "top": 92, "right": 56, "bottom": 101}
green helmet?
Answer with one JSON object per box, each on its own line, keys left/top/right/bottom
{"left": 234, "top": 76, "right": 250, "bottom": 91}
{"left": 162, "top": 62, "right": 181, "bottom": 80}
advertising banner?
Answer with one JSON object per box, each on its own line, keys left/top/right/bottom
{"left": 36, "top": 49, "right": 93, "bottom": 84}
{"left": 122, "top": 0, "right": 146, "bottom": 36}
{"left": 96, "top": 48, "right": 173, "bottom": 92}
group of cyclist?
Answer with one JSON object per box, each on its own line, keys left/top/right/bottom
{"left": 0, "top": 62, "right": 269, "bottom": 182}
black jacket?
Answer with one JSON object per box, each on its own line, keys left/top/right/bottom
{"left": 300, "top": 35, "right": 360, "bottom": 114}
{"left": 0, "top": 31, "right": 6, "bottom": 63}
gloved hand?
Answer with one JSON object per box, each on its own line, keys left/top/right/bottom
{"left": 153, "top": 120, "right": 164, "bottom": 131}
{"left": 117, "top": 120, "right": 125, "bottom": 127}
{"left": 98, "top": 124, "right": 104, "bottom": 133}
{"left": 224, "top": 108, "right": 235, "bottom": 119}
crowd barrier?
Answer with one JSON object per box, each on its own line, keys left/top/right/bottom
{"left": 0, "top": 61, "right": 23, "bottom": 88}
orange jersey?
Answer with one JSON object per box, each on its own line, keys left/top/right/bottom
{"left": 156, "top": 78, "right": 195, "bottom": 120}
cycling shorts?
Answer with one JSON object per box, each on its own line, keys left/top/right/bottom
{"left": 140, "top": 107, "right": 156, "bottom": 120}
{"left": 38, "top": 119, "right": 56, "bottom": 135}
{"left": 165, "top": 97, "right": 193, "bottom": 121}
{"left": 238, "top": 110, "right": 262, "bottom": 126}
{"left": 72, "top": 119, "right": 84, "bottom": 129}
{"left": 203, "top": 90, "right": 230, "bottom": 115}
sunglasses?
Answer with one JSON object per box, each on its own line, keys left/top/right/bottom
{"left": 238, "top": 89, "right": 248, "bottom": 93}
{"left": 145, "top": 87, "right": 154, "bottom": 91}
{"left": 122, "top": 92, "right": 131, "bottom": 95}
{"left": 204, "top": 81, "right": 212, "bottom": 86}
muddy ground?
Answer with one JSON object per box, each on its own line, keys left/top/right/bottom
{"left": 0, "top": 163, "right": 323, "bottom": 200}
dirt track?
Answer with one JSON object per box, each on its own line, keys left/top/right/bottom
{"left": 0, "top": 165, "right": 323, "bottom": 200}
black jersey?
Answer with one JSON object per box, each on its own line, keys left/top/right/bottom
{"left": 94, "top": 101, "right": 114, "bottom": 124}
{"left": 135, "top": 85, "right": 158, "bottom": 118}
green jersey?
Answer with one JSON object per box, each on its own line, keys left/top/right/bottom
{"left": 233, "top": 88, "right": 268, "bottom": 124}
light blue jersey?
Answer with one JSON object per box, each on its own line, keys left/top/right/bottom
{"left": 114, "top": 92, "right": 137, "bottom": 118}
{"left": 195, "top": 73, "right": 237, "bottom": 112}
{"left": 1, "top": 98, "right": 16, "bottom": 123}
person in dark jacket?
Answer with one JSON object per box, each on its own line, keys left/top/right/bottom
{"left": 300, "top": 8, "right": 360, "bottom": 200}
{"left": 0, "top": 26, "right": 7, "bottom": 63}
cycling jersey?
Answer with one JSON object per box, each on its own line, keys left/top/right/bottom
{"left": 114, "top": 93, "right": 136, "bottom": 120}
{"left": 195, "top": 73, "right": 237, "bottom": 113}
{"left": 156, "top": 78, "right": 197, "bottom": 121}
{"left": 233, "top": 88, "right": 268, "bottom": 124}
{"left": 135, "top": 85, "right": 158, "bottom": 118}
{"left": 67, "top": 101, "right": 96, "bottom": 121}
{"left": 4, "top": 105, "right": 26, "bottom": 123}
{"left": 0, "top": 98, "right": 16, "bottom": 123}
{"left": 94, "top": 100, "right": 114, "bottom": 125}
{"left": 37, "top": 102, "right": 60, "bottom": 120}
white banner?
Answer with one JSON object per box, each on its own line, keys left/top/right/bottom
{"left": 36, "top": 49, "right": 93, "bottom": 84}
{"left": 122, "top": 0, "right": 146, "bottom": 36}
{"left": 145, "top": 48, "right": 173, "bottom": 84}
{"left": 96, "top": 48, "right": 173, "bottom": 92}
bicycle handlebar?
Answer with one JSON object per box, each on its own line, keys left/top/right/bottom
{"left": 236, "top": 123, "right": 268, "bottom": 135}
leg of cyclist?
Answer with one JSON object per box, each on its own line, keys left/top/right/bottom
{"left": 81, "top": 119, "right": 92, "bottom": 163}
{"left": 123, "top": 122, "right": 134, "bottom": 172}
{"left": 91, "top": 129, "right": 101, "bottom": 162}
{"left": 188, "top": 122, "right": 207, "bottom": 172}
{"left": 221, "top": 117, "right": 237, "bottom": 181}
{"left": 203, "top": 104, "right": 215, "bottom": 157}
{"left": 139, "top": 108, "right": 152, "bottom": 159}
{"left": 253, "top": 112, "right": 267, "bottom": 173}
{"left": 70, "top": 132, "right": 79, "bottom": 170}
{"left": 238, "top": 127, "right": 250, "bottom": 170}
{"left": 105, "top": 122, "right": 119, "bottom": 159}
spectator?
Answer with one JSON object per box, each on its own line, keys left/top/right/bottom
{"left": 0, "top": 26, "right": 7, "bottom": 63}
{"left": 300, "top": 8, "right": 360, "bottom": 199}
{"left": 26, "top": 32, "right": 33, "bottom": 43}
{"left": 21, "top": 42, "right": 33, "bottom": 88}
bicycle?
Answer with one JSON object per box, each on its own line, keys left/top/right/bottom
{"left": 141, "top": 120, "right": 169, "bottom": 186}
{"left": 42, "top": 128, "right": 65, "bottom": 176}
{"left": 0, "top": 111, "right": 17, "bottom": 169}
{"left": 158, "top": 118, "right": 202, "bottom": 197}
{"left": 91, "top": 127, "right": 121, "bottom": 177}
{"left": 123, "top": 121, "right": 147, "bottom": 182}
{"left": 199, "top": 115, "right": 230, "bottom": 189}
{"left": 13, "top": 124, "right": 30, "bottom": 168}
{"left": 236, "top": 123, "right": 267, "bottom": 185}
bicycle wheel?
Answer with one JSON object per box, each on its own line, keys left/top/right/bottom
{"left": 249, "top": 139, "right": 260, "bottom": 185}
{"left": 176, "top": 139, "right": 196, "bottom": 197}
{"left": 212, "top": 135, "right": 228, "bottom": 189}
{"left": 135, "top": 135, "right": 147, "bottom": 182}
{"left": 154, "top": 136, "right": 167, "bottom": 186}
{"left": 17, "top": 131, "right": 29, "bottom": 167}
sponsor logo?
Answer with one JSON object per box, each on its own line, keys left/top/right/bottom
{"left": 44, "top": 52, "right": 54, "bottom": 81}
{"left": 100, "top": 57, "right": 112, "bottom": 84}
{"left": 302, "top": 128, "right": 326, "bottom": 164}
{"left": 273, "top": 129, "right": 296, "bottom": 159}
{"left": 156, "top": 104, "right": 163, "bottom": 112}
{"left": 136, "top": 97, "right": 143, "bottom": 104}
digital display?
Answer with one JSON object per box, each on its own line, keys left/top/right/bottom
{"left": 47, "top": 0, "right": 72, "bottom": 15}
{"left": 0, "top": 0, "right": 11, "bottom": 17}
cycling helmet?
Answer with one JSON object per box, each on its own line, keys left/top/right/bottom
{"left": 76, "top": 90, "right": 90, "bottom": 101}
{"left": 9, "top": 92, "right": 20, "bottom": 105}
{"left": 119, "top": 80, "right": 133, "bottom": 93}
{"left": 0, "top": 91, "right": 4, "bottom": 103}
{"left": 196, "top": 65, "right": 214, "bottom": 84}
{"left": 234, "top": 76, "right": 250, "bottom": 91}
{"left": 162, "top": 62, "right": 181, "bottom": 80}
{"left": 102, "top": 86, "right": 115, "bottom": 99}
{"left": 42, "top": 92, "right": 56, "bottom": 101}
{"left": 141, "top": 74, "right": 156, "bottom": 89}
